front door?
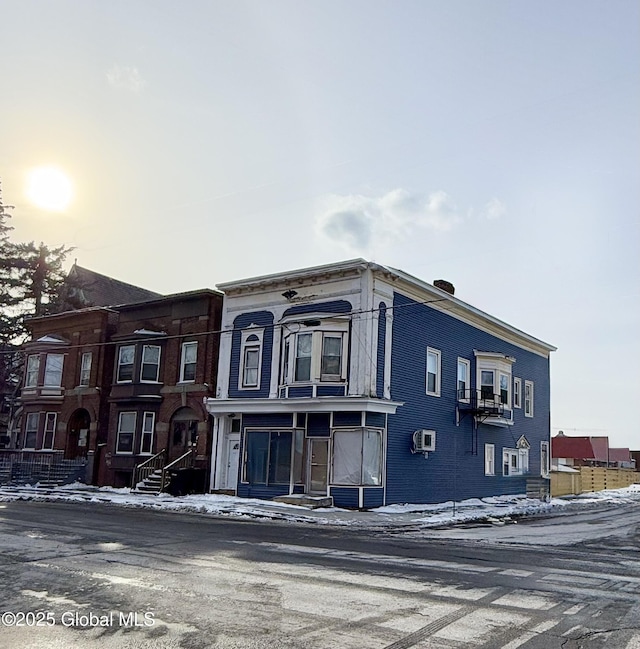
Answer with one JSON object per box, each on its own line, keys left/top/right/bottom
{"left": 307, "top": 439, "right": 329, "bottom": 494}
{"left": 224, "top": 434, "right": 240, "bottom": 490}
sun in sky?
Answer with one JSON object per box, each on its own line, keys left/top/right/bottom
{"left": 25, "top": 166, "right": 74, "bottom": 212}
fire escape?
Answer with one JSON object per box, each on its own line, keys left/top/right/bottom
{"left": 456, "top": 388, "right": 508, "bottom": 455}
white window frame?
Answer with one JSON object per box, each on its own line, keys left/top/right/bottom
{"left": 480, "top": 369, "right": 495, "bottom": 401}
{"left": 79, "top": 352, "right": 92, "bottom": 386}
{"left": 116, "top": 411, "right": 136, "bottom": 454}
{"left": 179, "top": 341, "right": 198, "bottom": 383}
{"left": 280, "top": 319, "right": 349, "bottom": 385}
{"left": 25, "top": 355, "right": 40, "bottom": 387}
{"left": 513, "top": 377, "right": 522, "bottom": 409}
{"left": 503, "top": 445, "right": 529, "bottom": 476}
{"left": 426, "top": 347, "right": 441, "bottom": 397}
{"left": 140, "top": 412, "right": 155, "bottom": 455}
{"left": 140, "top": 344, "right": 161, "bottom": 383}
{"left": 116, "top": 345, "right": 135, "bottom": 383}
{"left": 499, "top": 371, "right": 510, "bottom": 407}
{"left": 42, "top": 412, "right": 57, "bottom": 450}
{"left": 484, "top": 443, "right": 495, "bottom": 476}
{"left": 43, "top": 353, "right": 64, "bottom": 387}
{"left": 331, "top": 427, "right": 384, "bottom": 486}
{"left": 457, "top": 358, "right": 470, "bottom": 402}
{"left": 239, "top": 328, "right": 264, "bottom": 390}
{"left": 24, "top": 412, "right": 39, "bottom": 449}
{"left": 541, "top": 440, "right": 550, "bottom": 478}
{"left": 524, "top": 380, "right": 534, "bottom": 417}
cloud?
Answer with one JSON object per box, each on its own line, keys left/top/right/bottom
{"left": 482, "top": 198, "right": 507, "bottom": 221}
{"left": 107, "top": 65, "right": 146, "bottom": 93}
{"left": 316, "top": 188, "right": 463, "bottom": 253}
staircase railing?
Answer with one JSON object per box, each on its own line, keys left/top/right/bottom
{"left": 133, "top": 449, "right": 166, "bottom": 488}
{"left": 160, "top": 448, "right": 194, "bottom": 492}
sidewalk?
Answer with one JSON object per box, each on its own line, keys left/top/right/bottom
{"left": 0, "top": 482, "right": 638, "bottom": 531}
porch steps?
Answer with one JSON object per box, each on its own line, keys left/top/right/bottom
{"left": 134, "top": 469, "right": 166, "bottom": 494}
{"left": 272, "top": 494, "right": 334, "bottom": 509}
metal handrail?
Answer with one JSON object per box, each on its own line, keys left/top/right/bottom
{"left": 160, "top": 448, "right": 194, "bottom": 493}
{"left": 133, "top": 449, "right": 166, "bottom": 487}
{"left": 456, "top": 389, "right": 505, "bottom": 414}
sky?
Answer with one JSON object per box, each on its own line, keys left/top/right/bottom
{"left": 0, "top": 1, "right": 638, "bottom": 448}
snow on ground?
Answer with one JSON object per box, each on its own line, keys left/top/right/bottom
{"left": 0, "top": 482, "right": 638, "bottom": 531}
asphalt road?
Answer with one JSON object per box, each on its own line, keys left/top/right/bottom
{"left": 0, "top": 500, "right": 639, "bottom": 648}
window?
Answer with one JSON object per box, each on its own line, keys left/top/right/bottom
{"left": 457, "top": 358, "right": 470, "bottom": 401}
{"left": 243, "top": 430, "right": 304, "bottom": 485}
{"left": 524, "top": 381, "right": 534, "bottom": 417}
{"left": 499, "top": 372, "right": 510, "bottom": 405}
{"left": 332, "top": 428, "right": 383, "bottom": 486}
{"left": 475, "top": 352, "right": 515, "bottom": 408}
{"left": 24, "top": 413, "right": 39, "bottom": 449}
{"left": 426, "top": 348, "right": 441, "bottom": 396}
{"left": 25, "top": 355, "right": 40, "bottom": 387}
{"left": 239, "top": 329, "right": 263, "bottom": 389}
{"left": 480, "top": 370, "right": 494, "bottom": 401}
{"left": 79, "top": 352, "right": 92, "bottom": 386}
{"left": 141, "top": 345, "right": 161, "bottom": 382}
{"left": 321, "top": 334, "right": 342, "bottom": 380}
{"left": 485, "top": 443, "right": 495, "bottom": 475}
{"left": 173, "top": 419, "right": 198, "bottom": 447}
{"left": 541, "top": 441, "right": 550, "bottom": 478}
{"left": 281, "top": 321, "right": 349, "bottom": 385}
{"left": 117, "top": 345, "right": 135, "bottom": 382}
{"left": 503, "top": 445, "right": 530, "bottom": 476}
{"left": 44, "top": 354, "right": 64, "bottom": 387}
{"left": 243, "top": 348, "right": 260, "bottom": 386}
{"left": 42, "top": 412, "right": 57, "bottom": 449}
{"left": 513, "top": 378, "right": 522, "bottom": 409}
{"left": 179, "top": 342, "right": 197, "bottom": 382}
{"left": 116, "top": 412, "right": 136, "bottom": 454}
{"left": 140, "top": 412, "right": 155, "bottom": 455}
{"left": 294, "top": 333, "right": 312, "bottom": 381}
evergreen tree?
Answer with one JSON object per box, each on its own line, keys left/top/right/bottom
{"left": 0, "top": 180, "right": 74, "bottom": 439}
{"left": 0, "top": 180, "right": 73, "bottom": 345}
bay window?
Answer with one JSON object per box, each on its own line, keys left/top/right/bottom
{"left": 281, "top": 319, "right": 348, "bottom": 385}
{"left": 474, "top": 352, "right": 515, "bottom": 408}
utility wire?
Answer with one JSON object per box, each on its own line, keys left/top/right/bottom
{"left": 0, "top": 296, "right": 449, "bottom": 356}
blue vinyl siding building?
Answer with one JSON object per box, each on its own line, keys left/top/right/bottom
{"left": 206, "top": 260, "right": 555, "bottom": 508}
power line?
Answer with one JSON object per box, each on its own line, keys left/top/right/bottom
{"left": 0, "top": 296, "right": 449, "bottom": 356}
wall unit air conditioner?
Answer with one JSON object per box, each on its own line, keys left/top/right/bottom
{"left": 412, "top": 429, "right": 436, "bottom": 453}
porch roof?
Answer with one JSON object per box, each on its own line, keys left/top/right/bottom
{"left": 204, "top": 396, "right": 403, "bottom": 416}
